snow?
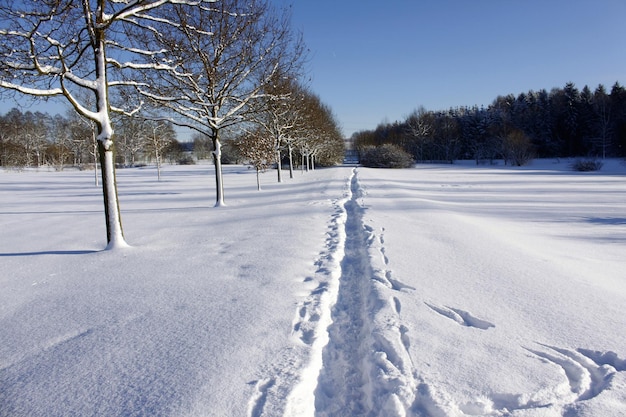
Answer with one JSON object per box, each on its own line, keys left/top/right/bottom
{"left": 1, "top": 159, "right": 625, "bottom": 417}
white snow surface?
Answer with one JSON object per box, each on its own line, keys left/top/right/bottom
{"left": 1, "top": 160, "right": 625, "bottom": 417}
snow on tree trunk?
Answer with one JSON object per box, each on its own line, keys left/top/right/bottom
{"left": 93, "top": 133, "right": 99, "bottom": 187}
{"left": 98, "top": 140, "right": 127, "bottom": 250}
{"left": 94, "top": 31, "right": 127, "bottom": 250}
{"left": 212, "top": 134, "right": 226, "bottom": 207}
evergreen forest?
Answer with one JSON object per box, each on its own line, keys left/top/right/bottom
{"left": 353, "top": 82, "right": 626, "bottom": 165}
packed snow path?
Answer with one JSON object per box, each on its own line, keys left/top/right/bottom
{"left": 315, "top": 170, "right": 375, "bottom": 414}
{"left": 313, "top": 169, "right": 417, "bottom": 416}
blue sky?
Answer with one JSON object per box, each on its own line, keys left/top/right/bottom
{"left": 2, "top": 1, "right": 625, "bottom": 140}
{"left": 280, "top": 0, "right": 626, "bottom": 136}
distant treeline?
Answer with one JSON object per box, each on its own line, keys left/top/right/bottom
{"left": 353, "top": 82, "right": 626, "bottom": 164}
{"left": 0, "top": 108, "right": 186, "bottom": 169}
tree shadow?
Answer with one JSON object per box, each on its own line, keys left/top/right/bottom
{"left": 0, "top": 250, "right": 100, "bottom": 257}
{"left": 584, "top": 217, "right": 626, "bottom": 225}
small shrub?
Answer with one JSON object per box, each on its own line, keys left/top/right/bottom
{"left": 503, "top": 130, "right": 534, "bottom": 166}
{"left": 360, "top": 144, "right": 414, "bottom": 168}
{"left": 572, "top": 159, "right": 603, "bottom": 172}
{"left": 178, "top": 155, "right": 196, "bottom": 165}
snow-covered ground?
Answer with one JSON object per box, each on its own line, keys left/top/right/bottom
{"left": 1, "top": 160, "right": 625, "bottom": 417}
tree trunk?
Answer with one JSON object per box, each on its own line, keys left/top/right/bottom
{"left": 212, "top": 133, "right": 226, "bottom": 206}
{"left": 93, "top": 26, "right": 127, "bottom": 249}
{"left": 288, "top": 143, "right": 294, "bottom": 179}
{"left": 98, "top": 140, "right": 127, "bottom": 249}
{"left": 93, "top": 133, "right": 99, "bottom": 186}
{"left": 276, "top": 148, "right": 282, "bottom": 183}
{"left": 156, "top": 148, "right": 161, "bottom": 181}
{"left": 256, "top": 167, "right": 261, "bottom": 191}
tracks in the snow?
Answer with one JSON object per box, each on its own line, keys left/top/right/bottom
{"left": 314, "top": 169, "right": 418, "bottom": 417}
{"left": 313, "top": 169, "right": 374, "bottom": 416}
{"left": 249, "top": 168, "right": 626, "bottom": 417}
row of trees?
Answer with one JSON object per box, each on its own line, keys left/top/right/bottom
{"left": 1, "top": 0, "right": 339, "bottom": 248}
{"left": 193, "top": 77, "right": 345, "bottom": 189}
{"left": 0, "top": 89, "right": 344, "bottom": 182}
{"left": 0, "top": 108, "right": 183, "bottom": 175}
{"left": 230, "top": 85, "right": 344, "bottom": 190}
{"left": 0, "top": 109, "right": 94, "bottom": 169}
{"left": 354, "top": 82, "right": 626, "bottom": 165}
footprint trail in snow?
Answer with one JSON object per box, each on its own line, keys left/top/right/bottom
{"left": 251, "top": 168, "right": 626, "bottom": 417}
{"left": 314, "top": 169, "right": 418, "bottom": 416}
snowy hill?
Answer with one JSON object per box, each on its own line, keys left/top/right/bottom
{"left": 1, "top": 160, "right": 625, "bottom": 416}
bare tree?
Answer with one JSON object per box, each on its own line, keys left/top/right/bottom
{"left": 20, "top": 111, "right": 49, "bottom": 168}
{"left": 295, "top": 91, "right": 344, "bottom": 171}
{"left": 235, "top": 128, "right": 275, "bottom": 190}
{"left": 254, "top": 75, "right": 306, "bottom": 181}
{"left": 144, "top": 120, "right": 175, "bottom": 181}
{"left": 134, "top": 0, "right": 305, "bottom": 206}
{"left": 115, "top": 115, "right": 147, "bottom": 167}
{"left": 67, "top": 109, "right": 99, "bottom": 182}
{"left": 0, "top": 0, "right": 214, "bottom": 248}
{"left": 47, "top": 114, "right": 74, "bottom": 170}
{"left": 502, "top": 129, "right": 534, "bottom": 166}
{"left": 0, "top": 108, "right": 26, "bottom": 167}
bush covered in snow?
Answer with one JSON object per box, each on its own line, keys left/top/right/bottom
{"left": 360, "top": 144, "right": 414, "bottom": 168}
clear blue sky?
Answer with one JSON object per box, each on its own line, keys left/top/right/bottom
{"left": 2, "top": 1, "right": 625, "bottom": 140}
{"left": 279, "top": 0, "right": 626, "bottom": 137}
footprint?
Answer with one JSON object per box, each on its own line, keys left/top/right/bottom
{"left": 425, "top": 303, "right": 494, "bottom": 330}
{"left": 311, "top": 282, "right": 329, "bottom": 295}
{"left": 399, "top": 324, "right": 410, "bottom": 351}
{"left": 526, "top": 344, "right": 615, "bottom": 401}
{"left": 393, "top": 296, "right": 402, "bottom": 314}
{"left": 448, "top": 307, "right": 495, "bottom": 330}
{"left": 246, "top": 378, "right": 275, "bottom": 417}
{"left": 387, "top": 274, "right": 416, "bottom": 292}
{"left": 292, "top": 303, "right": 317, "bottom": 346}
{"left": 577, "top": 348, "right": 626, "bottom": 371}
{"left": 371, "top": 270, "right": 415, "bottom": 293}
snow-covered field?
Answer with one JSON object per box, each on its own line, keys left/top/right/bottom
{"left": 1, "top": 160, "right": 625, "bottom": 417}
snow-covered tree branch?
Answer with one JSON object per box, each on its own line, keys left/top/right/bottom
{"left": 132, "top": 0, "right": 305, "bottom": 206}
{"left": 251, "top": 75, "right": 308, "bottom": 181}
{"left": 0, "top": 0, "right": 217, "bottom": 248}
